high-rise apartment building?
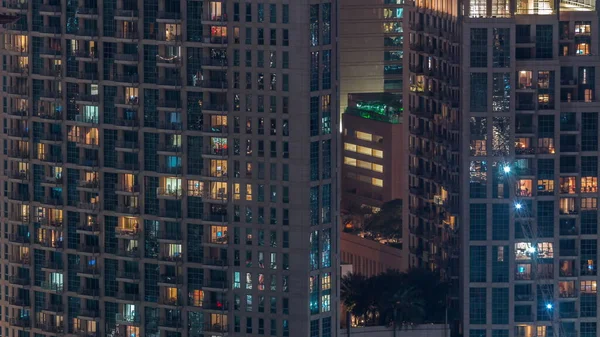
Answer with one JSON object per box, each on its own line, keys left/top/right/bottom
{"left": 339, "top": 0, "right": 403, "bottom": 116}
{"left": 0, "top": 0, "right": 339, "bottom": 336}
{"left": 406, "top": 0, "right": 600, "bottom": 336}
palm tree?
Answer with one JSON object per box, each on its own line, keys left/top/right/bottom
{"left": 341, "top": 273, "right": 371, "bottom": 319}
{"left": 390, "top": 287, "right": 426, "bottom": 328}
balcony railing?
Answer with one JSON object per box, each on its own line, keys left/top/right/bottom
{"left": 10, "top": 317, "right": 31, "bottom": 327}
{"left": 76, "top": 6, "right": 98, "bottom": 15}
{"left": 157, "top": 11, "right": 181, "bottom": 20}
{"left": 8, "top": 296, "right": 30, "bottom": 306}
{"left": 77, "top": 222, "right": 101, "bottom": 233}
{"left": 115, "top": 314, "right": 140, "bottom": 325}
{"left": 114, "top": 9, "right": 138, "bottom": 17}
{"left": 117, "top": 271, "right": 140, "bottom": 280}
{"left": 157, "top": 187, "right": 183, "bottom": 197}
{"left": 114, "top": 53, "right": 138, "bottom": 62}
{"left": 39, "top": 4, "right": 60, "bottom": 12}
{"left": 8, "top": 275, "right": 30, "bottom": 285}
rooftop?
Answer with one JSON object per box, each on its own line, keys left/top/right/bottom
{"left": 344, "top": 93, "right": 403, "bottom": 124}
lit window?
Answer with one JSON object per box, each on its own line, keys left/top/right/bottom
{"left": 581, "top": 281, "right": 597, "bottom": 294}
{"left": 372, "top": 178, "right": 383, "bottom": 187}
{"left": 355, "top": 131, "right": 372, "bottom": 142}
{"left": 344, "top": 143, "right": 357, "bottom": 152}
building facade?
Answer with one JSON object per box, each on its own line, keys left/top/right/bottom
{"left": 342, "top": 93, "right": 403, "bottom": 211}
{"left": 339, "top": 0, "right": 403, "bottom": 117}
{"left": 406, "top": 0, "right": 600, "bottom": 337}
{"left": 340, "top": 232, "right": 404, "bottom": 277}
{"left": 0, "top": 0, "right": 339, "bottom": 336}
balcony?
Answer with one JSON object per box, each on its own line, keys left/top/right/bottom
{"left": 35, "top": 237, "right": 63, "bottom": 250}
{"left": 157, "top": 77, "right": 182, "bottom": 88}
{"left": 115, "top": 140, "right": 140, "bottom": 151}
{"left": 7, "top": 107, "right": 28, "bottom": 118}
{"left": 10, "top": 317, "right": 31, "bottom": 328}
{"left": 8, "top": 254, "right": 30, "bottom": 265}
{"left": 158, "top": 165, "right": 183, "bottom": 175}
{"left": 6, "top": 86, "right": 28, "bottom": 97}
{"left": 7, "top": 64, "right": 28, "bottom": 76}
{"left": 115, "top": 292, "right": 141, "bottom": 302}
{"left": 6, "top": 170, "right": 28, "bottom": 181}
{"left": 157, "top": 99, "right": 183, "bottom": 110}
{"left": 8, "top": 191, "right": 30, "bottom": 202}
{"left": 8, "top": 149, "right": 29, "bottom": 160}
{"left": 79, "top": 244, "right": 101, "bottom": 254}
{"left": 157, "top": 187, "right": 182, "bottom": 198}
{"left": 40, "top": 281, "right": 63, "bottom": 292}
{"left": 73, "top": 329, "right": 100, "bottom": 337}
{"left": 79, "top": 286, "right": 100, "bottom": 297}
{"left": 34, "top": 108, "right": 61, "bottom": 120}
{"left": 158, "top": 317, "right": 183, "bottom": 328}
{"left": 76, "top": 222, "right": 101, "bottom": 234}
{"left": 202, "top": 103, "right": 228, "bottom": 114}
{"left": 158, "top": 143, "right": 182, "bottom": 153}
{"left": 204, "top": 322, "right": 228, "bottom": 335}
{"left": 116, "top": 246, "right": 141, "bottom": 259}
{"left": 76, "top": 6, "right": 98, "bottom": 17}
{"left": 559, "top": 311, "right": 578, "bottom": 319}
{"left": 77, "top": 179, "right": 99, "bottom": 191}
{"left": 202, "top": 257, "right": 228, "bottom": 268}
{"left": 110, "top": 73, "right": 139, "bottom": 84}
{"left": 115, "top": 205, "right": 140, "bottom": 215}
{"left": 114, "top": 8, "right": 138, "bottom": 19}
{"left": 39, "top": 89, "right": 61, "bottom": 100}
{"left": 116, "top": 271, "right": 140, "bottom": 281}
{"left": 78, "top": 309, "right": 100, "bottom": 319}
{"left": 8, "top": 233, "right": 30, "bottom": 244}
{"left": 114, "top": 53, "right": 138, "bottom": 64}
{"left": 202, "top": 58, "right": 228, "bottom": 68}
{"left": 115, "top": 314, "right": 140, "bottom": 326}
{"left": 158, "top": 295, "right": 184, "bottom": 307}
{"left": 39, "top": 47, "right": 62, "bottom": 58}
{"left": 202, "top": 80, "right": 228, "bottom": 90}
{"left": 156, "top": 11, "right": 181, "bottom": 21}
{"left": 78, "top": 265, "right": 101, "bottom": 277}
{"left": 39, "top": 4, "right": 61, "bottom": 14}
{"left": 559, "top": 289, "right": 578, "bottom": 298}
{"left": 39, "top": 217, "right": 63, "bottom": 229}
{"left": 41, "top": 260, "right": 63, "bottom": 271}
{"left": 115, "top": 227, "right": 140, "bottom": 239}
{"left": 40, "top": 131, "right": 63, "bottom": 143}
{"left": 35, "top": 322, "right": 64, "bottom": 333}
{"left": 114, "top": 117, "right": 140, "bottom": 128}
{"left": 115, "top": 184, "right": 140, "bottom": 194}
{"left": 9, "top": 275, "right": 30, "bottom": 286}
{"left": 114, "top": 30, "right": 139, "bottom": 40}
{"left": 158, "top": 274, "right": 183, "bottom": 285}
{"left": 4, "top": 0, "right": 28, "bottom": 12}
{"left": 158, "top": 231, "right": 182, "bottom": 242}
{"left": 203, "top": 36, "right": 228, "bottom": 46}
{"left": 115, "top": 162, "right": 140, "bottom": 171}
{"left": 39, "top": 196, "right": 63, "bottom": 207}
{"left": 74, "top": 28, "right": 99, "bottom": 38}
{"left": 200, "top": 125, "right": 228, "bottom": 135}
{"left": 41, "top": 303, "right": 63, "bottom": 313}
{"left": 8, "top": 296, "right": 30, "bottom": 306}
{"left": 74, "top": 94, "right": 99, "bottom": 104}
{"left": 115, "top": 95, "right": 139, "bottom": 107}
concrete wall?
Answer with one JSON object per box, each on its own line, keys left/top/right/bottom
{"left": 341, "top": 324, "right": 450, "bottom": 337}
{"left": 340, "top": 232, "right": 404, "bottom": 277}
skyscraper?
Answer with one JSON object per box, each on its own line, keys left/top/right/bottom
{"left": 407, "top": 0, "right": 600, "bottom": 336}
{"left": 1, "top": 0, "right": 339, "bottom": 336}
{"left": 339, "top": 0, "right": 403, "bottom": 116}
